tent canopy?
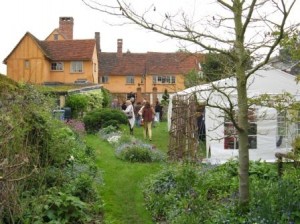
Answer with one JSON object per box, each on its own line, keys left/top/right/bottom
{"left": 168, "top": 67, "right": 300, "bottom": 163}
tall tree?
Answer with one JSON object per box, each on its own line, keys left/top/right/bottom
{"left": 82, "top": 0, "right": 297, "bottom": 207}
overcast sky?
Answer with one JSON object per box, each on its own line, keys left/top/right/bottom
{"left": 0, "top": 0, "right": 299, "bottom": 74}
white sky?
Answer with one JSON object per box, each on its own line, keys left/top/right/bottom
{"left": 0, "top": 0, "right": 299, "bottom": 75}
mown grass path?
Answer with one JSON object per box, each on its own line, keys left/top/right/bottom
{"left": 85, "top": 123, "right": 168, "bottom": 224}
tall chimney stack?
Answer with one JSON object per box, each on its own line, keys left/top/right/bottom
{"left": 95, "top": 32, "right": 101, "bottom": 52}
{"left": 117, "top": 39, "right": 123, "bottom": 58}
{"left": 59, "top": 17, "right": 74, "bottom": 40}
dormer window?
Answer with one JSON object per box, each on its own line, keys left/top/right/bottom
{"left": 51, "top": 62, "right": 64, "bottom": 71}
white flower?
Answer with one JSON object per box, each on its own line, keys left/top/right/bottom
{"left": 107, "top": 135, "right": 121, "bottom": 143}
{"left": 69, "top": 155, "right": 75, "bottom": 161}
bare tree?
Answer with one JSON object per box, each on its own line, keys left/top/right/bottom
{"left": 82, "top": 0, "right": 297, "bottom": 207}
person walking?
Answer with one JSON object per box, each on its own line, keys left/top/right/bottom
{"left": 141, "top": 101, "right": 155, "bottom": 141}
{"left": 134, "top": 101, "right": 142, "bottom": 127}
{"left": 197, "top": 110, "right": 206, "bottom": 142}
{"left": 123, "top": 100, "right": 135, "bottom": 135}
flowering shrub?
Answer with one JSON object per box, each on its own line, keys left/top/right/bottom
{"left": 99, "top": 125, "right": 165, "bottom": 162}
{"left": 98, "top": 125, "right": 122, "bottom": 144}
{"left": 65, "top": 119, "right": 86, "bottom": 135}
{"left": 115, "top": 140, "right": 166, "bottom": 163}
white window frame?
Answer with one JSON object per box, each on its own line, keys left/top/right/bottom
{"left": 153, "top": 75, "right": 176, "bottom": 84}
{"left": 126, "top": 76, "right": 135, "bottom": 84}
{"left": 71, "top": 61, "right": 83, "bottom": 73}
{"left": 276, "top": 110, "right": 288, "bottom": 148}
{"left": 51, "top": 62, "right": 64, "bottom": 71}
{"left": 224, "top": 109, "right": 257, "bottom": 150}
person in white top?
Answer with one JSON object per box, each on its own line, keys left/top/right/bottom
{"left": 123, "top": 100, "right": 135, "bottom": 135}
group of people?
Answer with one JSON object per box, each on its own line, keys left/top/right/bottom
{"left": 112, "top": 96, "right": 206, "bottom": 144}
{"left": 114, "top": 97, "right": 162, "bottom": 141}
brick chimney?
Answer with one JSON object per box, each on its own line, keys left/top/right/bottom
{"left": 117, "top": 39, "right": 123, "bottom": 58}
{"left": 59, "top": 17, "right": 74, "bottom": 40}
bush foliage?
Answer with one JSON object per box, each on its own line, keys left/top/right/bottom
{"left": 143, "top": 160, "right": 300, "bottom": 223}
{"left": 0, "top": 76, "right": 103, "bottom": 223}
{"left": 83, "top": 108, "right": 128, "bottom": 133}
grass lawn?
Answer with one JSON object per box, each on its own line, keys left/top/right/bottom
{"left": 85, "top": 121, "right": 169, "bottom": 224}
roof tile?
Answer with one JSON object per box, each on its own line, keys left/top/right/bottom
{"left": 99, "top": 52, "right": 203, "bottom": 76}
{"left": 40, "top": 39, "right": 96, "bottom": 61}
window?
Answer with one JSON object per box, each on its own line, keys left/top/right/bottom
{"left": 276, "top": 110, "right": 288, "bottom": 148}
{"left": 140, "top": 77, "right": 144, "bottom": 84}
{"left": 51, "top": 62, "right": 64, "bottom": 71}
{"left": 153, "top": 75, "right": 176, "bottom": 84}
{"left": 224, "top": 109, "right": 257, "bottom": 149}
{"left": 71, "top": 61, "right": 83, "bottom": 73}
{"left": 126, "top": 76, "right": 134, "bottom": 84}
{"left": 94, "top": 63, "right": 97, "bottom": 72}
{"left": 24, "top": 60, "right": 30, "bottom": 69}
{"left": 54, "top": 34, "right": 59, "bottom": 40}
{"left": 100, "top": 76, "right": 109, "bottom": 83}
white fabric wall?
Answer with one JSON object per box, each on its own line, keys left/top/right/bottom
{"left": 205, "top": 107, "right": 293, "bottom": 163}
{"left": 168, "top": 67, "right": 300, "bottom": 163}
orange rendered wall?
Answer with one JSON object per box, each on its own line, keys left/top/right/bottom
{"left": 102, "top": 73, "right": 186, "bottom": 94}
{"left": 6, "top": 35, "right": 50, "bottom": 84}
{"left": 6, "top": 35, "right": 98, "bottom": 84}
{"left": 46, "top": 46, "right": 98, "bottom": 84}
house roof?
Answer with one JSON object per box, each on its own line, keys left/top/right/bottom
{"left": 3, "top": 32, "right": 48, "bottom": 63}
{"left": 44, "top": 28, "right": 68, "bottom": 40}
{"left": 146, "top": 52, "right": 202, "bottom": 74}
{"left": 99, "top": 51, "right": 203, "bottom": 76}
{"left": 40, "top": 39, "right": 96, "bottom": 61}
{"left": 3, "top": 32, "right": 96, "bottom": 63}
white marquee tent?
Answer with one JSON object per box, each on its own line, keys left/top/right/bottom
{"left": 168, "top": 67, "right": 300, "bottom": 163}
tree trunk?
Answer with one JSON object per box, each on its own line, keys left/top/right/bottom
{"left": 237, "top": 77, "right": 249, "bottom": 207}
{"left": 234, "top": 0, "right": 250, "bottom": 208}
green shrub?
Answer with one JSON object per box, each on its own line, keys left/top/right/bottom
{"left": 84, "top": 89, "right": 103, "bottom": 112}
{"left": 83, "top": 108, "right": 127, "bottom": 133}
{"left": 83, "top": 111, "right": 102, "bottom": 134}
{"left": 291, "top": 136, "right": 300, "bottom": 158}
{"left": 66, "top": 94, "right": 88, "bottom": 119}
{"left": 102, "top": 119, "right": 119, "bottom": 129}
{"left": 143, "top": 161, "right": 300, "bottom": 224}
{"left": 0, "top": 80, "right": 103, "bottom": 223}
{"left": 24, "top": 188, "right": 92, "bottom": 224}
{"left": 101, "top": 88, "right": 110, "bottom": 108}
{"left": 115, "top": 140, "right": 165, "bottom": 163}
{"left": 123, "top": 146, "right": 152, "bottom": 162}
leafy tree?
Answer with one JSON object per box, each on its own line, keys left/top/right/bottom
{"left": 66, "top": 94, "right": 88, "bottom": 118}
{"left": 202, "top": 50, "right": 252, "bottom": 82}
{"left": 184, "top": 69, "right": 205, "bottom": 88}
{"left": 101, "top": 88, "right": 110, "bottom": 108}
{"left": 279, "top": 30, "right": 300, "bottom": 61}
{"left": 279, "top": 29, "right": 300, "bottom": 82}
{"left": 81, "top": 0, "right": 297, "bottom": 207}
{"left": 161, "top": 89, "right": 170, "bottom": 105}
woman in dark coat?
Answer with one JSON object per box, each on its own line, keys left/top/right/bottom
{"left": 142, "top": 101, "right": 155, "bottom": 141}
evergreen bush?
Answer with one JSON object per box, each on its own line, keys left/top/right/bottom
{"left": 83, "top": 108, "right": 127, "bottom": 133}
